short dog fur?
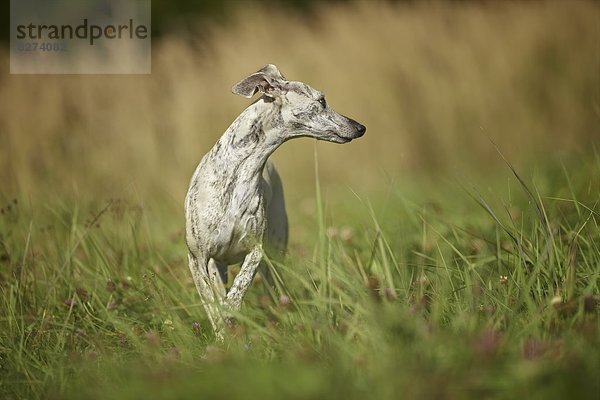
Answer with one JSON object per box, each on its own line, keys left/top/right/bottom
{"left": 185, "top": 64, "right": 366, "bottom": 339}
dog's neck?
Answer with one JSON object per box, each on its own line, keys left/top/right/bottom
{"left": 209, "top": 99, "right": 284, "bottom": 188}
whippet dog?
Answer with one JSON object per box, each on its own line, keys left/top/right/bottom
{"left": 185, "top": 64, "right": 366, "bottom": 339}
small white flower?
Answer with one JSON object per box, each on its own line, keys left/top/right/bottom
{"left": 550, "top": 296, "right": 562, "bottom": 306}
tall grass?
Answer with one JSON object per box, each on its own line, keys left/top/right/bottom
{"left": 0, "top": 1, "right": 599, "bottom": 398}
{"left": 0, "top": 0, "right": 598, "bottom": 199}
{"left": 0, "top": 152, "right": 598, "bottom": 399}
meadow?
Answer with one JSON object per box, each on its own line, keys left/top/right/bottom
{"left": 1, "top": 1, "right": 599, "bottom": 399}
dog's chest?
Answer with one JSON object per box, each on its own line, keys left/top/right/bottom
{"left": 186, "top": 128, "right": 277, "bottom": 263}
{"left": 212, "top": 186, "right": 266, "bottom": 262}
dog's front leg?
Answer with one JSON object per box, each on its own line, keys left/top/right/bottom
{"left": 188, "top": 252, "right": 226, "bottom": 340}
{"left": 207, "top": 258, "right": 226, "bottom": 299}
{"left": 225, "top": 245, "right": 263, "bottom": 311}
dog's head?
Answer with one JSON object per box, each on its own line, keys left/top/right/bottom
{"left": 232, "top": 64, "right": 366, "bottom": 144}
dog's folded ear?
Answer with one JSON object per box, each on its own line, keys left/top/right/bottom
{"left": 232, "top": 64, "right": 286, "bottom": 98}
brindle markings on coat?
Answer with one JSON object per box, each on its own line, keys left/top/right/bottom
{"left": 184, "top": 64, "right": 366, "bottom": 339}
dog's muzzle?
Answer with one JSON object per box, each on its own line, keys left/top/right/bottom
{"left": 340, "top": 116, "right": 366, "bottom": 140}
{"left": 350, "top": 119, "right": 366, "bottom": 138}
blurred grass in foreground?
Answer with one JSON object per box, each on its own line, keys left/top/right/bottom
{"left": 0, "top": 0, "right": 599, "bottom": 398}
{"left": 0, "top": 154, "right": 598, "bottom": 399}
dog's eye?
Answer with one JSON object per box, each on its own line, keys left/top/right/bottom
{"left": 318, "top": 97, "right": 327, "bottom": 108}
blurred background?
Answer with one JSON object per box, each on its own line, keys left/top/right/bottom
{"left": 1, "top": 0, "right": 598, "bottom": 205}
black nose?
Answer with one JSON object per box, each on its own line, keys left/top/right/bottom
{"left": 354, "top": 121, "right": 366, "bottom": 137}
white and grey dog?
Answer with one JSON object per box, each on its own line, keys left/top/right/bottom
{"left": 184, "top": 64, "right": 365, "bottom": 338}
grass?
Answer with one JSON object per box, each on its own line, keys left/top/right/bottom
{"left": 0, "top": 152, "right": 598, "bottom": 399}
{"left": 0, "top": 1, "right": 598, "bottom": 398}
{"left": 0, "top": 0, "right": 598, "bottom": 197}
